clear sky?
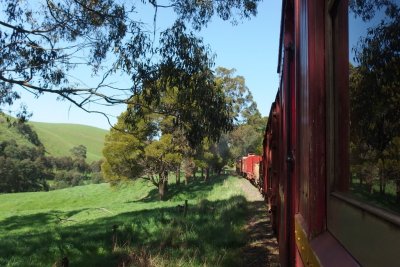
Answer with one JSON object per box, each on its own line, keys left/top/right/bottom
{"left": 8, "top": 1, "right": 282, "bottom": 130}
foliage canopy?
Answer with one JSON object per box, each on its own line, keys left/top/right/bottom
{"left": 0, "top": 0, "right": 261, "bottom": 140}
{"left": 349, "top": 0, "right": 400, "bottom": 201}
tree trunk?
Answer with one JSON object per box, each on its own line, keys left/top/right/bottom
{"left": 192, "top": 167, "right": 196, "bottom": 179}
{"left": 379, "top": 172, "right": 385, "bottom": 195}
{"left": 176, "top": 167, "right": 181, "bottom": 185}
{"left": 158, "top": 172, "right": 168, "bottom": 200}
{"left": 204, "top": 168, "right": 209, "bottom": 182}
{"left": 158, "top": 181, "right": 165, "bottom": 200}
{"left": 367, "top": 183, "right": 373, "bottom": 195}
{"left": 201, "top": 168, "right": 204, "bottom": 179}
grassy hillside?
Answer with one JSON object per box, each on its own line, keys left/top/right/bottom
{"left": 0, "top": 113, "right": 108, "bottom": 162}
{"left": 0, "top": 175, "right": 249, "bottom": 267}
{"left": 29, "top": 122, "right": 108, "bottom": 162}
{"left": 0, "top": 114, "right": 37, "bottom": 148}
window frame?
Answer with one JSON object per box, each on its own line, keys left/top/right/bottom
{"left": 326, "top": 0, "right": 400, "bottom": 265}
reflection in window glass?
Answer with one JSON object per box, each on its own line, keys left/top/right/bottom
{"left": 349, "top": 0, "right": 400, "bottom": 213}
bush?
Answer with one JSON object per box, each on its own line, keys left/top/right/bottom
{"left": 52, "top": 170, "right": 87, "bottom": 189}
{"left": 90, "top": 172, "right": 104, "bottom": 184}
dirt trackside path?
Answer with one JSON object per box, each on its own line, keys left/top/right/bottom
{"left": 238, "top": 177, "right": 279, "bottom": 267}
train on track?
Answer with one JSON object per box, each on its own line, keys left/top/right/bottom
{"left": 237, "top": 0, "right": 400, "bottom": 266}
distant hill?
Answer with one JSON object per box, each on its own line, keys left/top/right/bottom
{"left": 0, "top": 114, "right": 39, "bottom": 148}
{"left": 0, "top": 113, "right": 108, "bottom": 162}
{"left": 29, "top": 122, "right": 108, "bottom": 162}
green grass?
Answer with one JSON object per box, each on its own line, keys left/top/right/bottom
{"left": 350, "top": 178, "right": 400, "bottom": 214}
{"left": 0, "top": 175, "right": 249, "bottom": 267}
{"left": 0, "top": 113, "right": 108, "bottom": 163}
{"left": 29, "top": 122, "right": 108, "bottom": 162}
{"left": 0, "top": 114, "right": 36, "bottom": 148}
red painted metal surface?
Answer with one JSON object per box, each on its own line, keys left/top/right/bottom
{"left": 259, "top": 0, "right": 357, "bottom": 266}
{"left": 240, "top": 0, "right": 398, "bottom": 264}
{"left": 256, "top": 0, "right": 400, "bottom": 265}
{"left": 332, "top": 0, "right": 350, "bottom": 192}
{"left": 307, "top": 0, "right": 327, "bottom": 239}
{"left": 242, "top": 154, "right": 262, "bottom": 181}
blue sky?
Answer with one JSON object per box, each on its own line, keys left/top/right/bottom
{"left": 9, "top": 1, "right": 282, "bottom": 130}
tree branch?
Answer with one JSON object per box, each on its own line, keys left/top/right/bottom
{"left": 0, "top": 20, "right": 58, "bottom": 34}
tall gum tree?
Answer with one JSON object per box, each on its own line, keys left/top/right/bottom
{"left": 0, "top": 0, "right": 261, "bottom": 132}
{"left": 102, "top": 74, "right": 232, "bottom": 199}
{"left": 213, "top": 67, "right": 266, "bottom": 162}
{"left": 349, "top": 0, "right": 400, "bottom": 196}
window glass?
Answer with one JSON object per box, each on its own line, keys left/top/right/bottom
{"left": 349, "top": 0, "right": 400, "bottom": 213}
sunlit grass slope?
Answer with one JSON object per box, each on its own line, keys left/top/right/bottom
{"left": 0, "top": 114, "right": 36, "bottom": 148}
{"left": 30, "top": 122, "right": 108, "bottom": 162}
{"left": 0, "top": 175, "right": 249, "bottom": 267}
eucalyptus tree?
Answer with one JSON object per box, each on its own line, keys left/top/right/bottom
{"left": 0, "top": 140, "right": 49, "bottom": 192}
{"left": 215, "top": 67, "right": 259, "bottom": 124}
{"left": 0, "top": 0, "right": 260, "bottom": 137}
{"left": 144, "top": 134, "right": 182, "bottom": 199}
{"left": 102, "top": 73, "right": 233, "bottom": 199}
{"left": 349, "top": 0, "right": 400, "bottom": 194}
{"left": 101, "top": 108, "right": 157, "bottom": 185}
{"left": 202, "top": 136, "right": 230, "bottom": 178}
{"left": 212, "top": 67, "right": 266, "bottom": 162}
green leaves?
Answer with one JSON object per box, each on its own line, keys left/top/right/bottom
{"left": 0, "top": 140, "right": 49, "bottom": 192}
{"left": 70, "top": 145, "right": 87, "bottom": 160}
{"left": 349, "top": 1, "right": 400, "bottom": 202}
{"left": 1, "top": 0, "right": 260, "bottom": 126}
{"left": 102, "top": 125, "right": 145, "bottom": 182}
{"left": 172, "top": 0, "right": 261, "bottom": 30}
{"left": 350, "top": 1, "right": 400, "bottom": 153}
{"left": 144, "top": 134, "right": 182, "bottom": 167}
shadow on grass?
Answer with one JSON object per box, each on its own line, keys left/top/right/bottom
{"left": 0, "top": 209, "right": 88, "bottom": 232}
{"left": 0, "top": 176, "right": 249, "bottom": 267}
{"left": 133, "top": 174, "right": 230, "bottom": 203}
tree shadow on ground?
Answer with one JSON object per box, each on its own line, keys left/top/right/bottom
{"left": 0, "top": 194, "right": 250, "bottom": 267}
{"left": 242, "top": 201, "right": 279, "bottom": 267}
{"left": 132, "top": 174, "right": 231, "bottom": 203}
{"left": 0, "top": 209, "right": 88, "bottom": 232}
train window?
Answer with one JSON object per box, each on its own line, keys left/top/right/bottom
{"left": 327, "top": 2, "right": 400, "bottom": 265}
{"left": 348, "top": 1, "right": 400, "bottom": 214}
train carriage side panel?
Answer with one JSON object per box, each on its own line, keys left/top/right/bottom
{"left": 252, "top": 155, "right": 262, "bottom": 185}
{"left": 275, "top": 0, "right": 297, "bottom": 265}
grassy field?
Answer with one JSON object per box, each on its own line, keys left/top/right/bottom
{"left": 0, "top": 115, "right": 37, "bottom": 148}
{"left": 30, "top": 122, "right": 108, "bottom": 162}
{"left": 0, "top": 114, "right": 108, "bottom": 163}
{"left": 0, "top": 175, "right": 250, "bottom": 267}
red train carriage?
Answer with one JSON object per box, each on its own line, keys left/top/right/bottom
{"left": 240, "top": 155, "right": 247, "bottom": 177}
{"left": 260, "top": 0, "right": 400, "bottom": 266}
{"left": 240, "top": 153, "right": 262, "bottom": 184}
{"left": 261, "top": 100, "right": 280, "bottom": 232}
